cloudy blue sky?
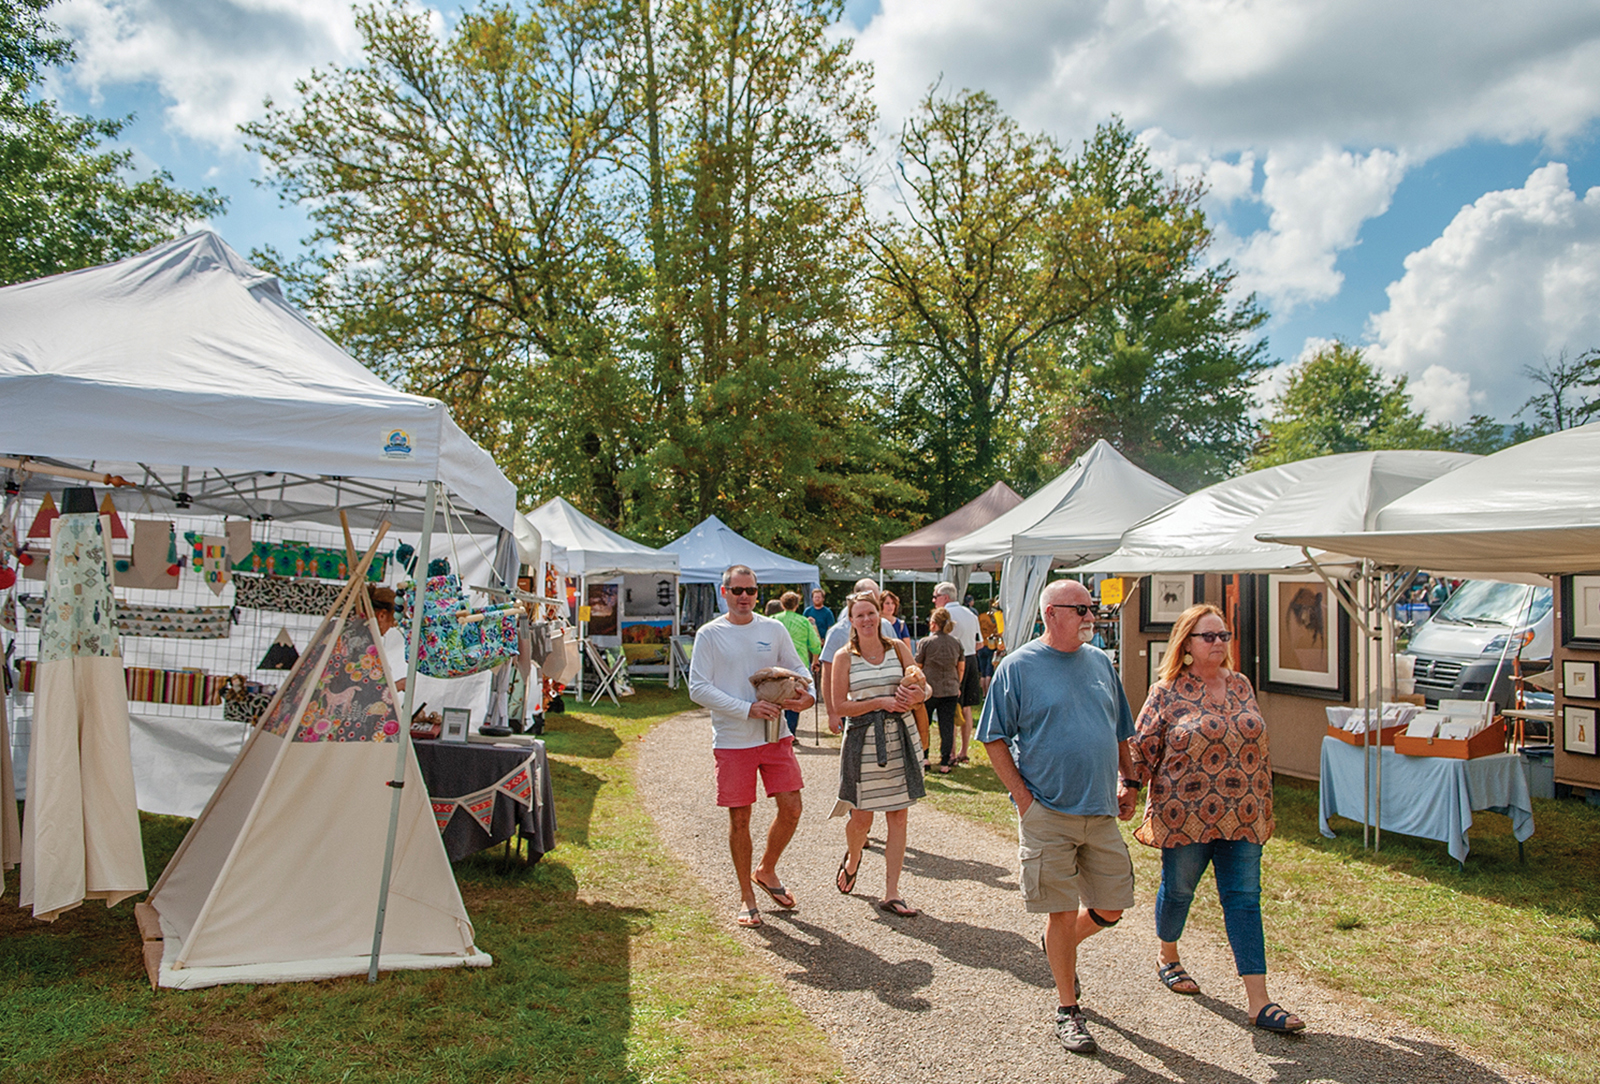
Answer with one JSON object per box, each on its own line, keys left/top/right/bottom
{"left": 39, "top": 0, "right": 1600, "bottom": 424}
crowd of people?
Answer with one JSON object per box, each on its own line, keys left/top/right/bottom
{"left": 688, "top": 564, "right": 1304, "bottom": 1062}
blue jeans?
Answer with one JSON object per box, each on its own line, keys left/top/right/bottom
{"left": 1155, "top": 839, "right": 1266, "bottom": 976}
{"left": 784, "top": 709, "right": 800, "bottom": 735}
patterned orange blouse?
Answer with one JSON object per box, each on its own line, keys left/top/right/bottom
{"left": 1129, "top": 671, "right": 1275, "bottom": 848}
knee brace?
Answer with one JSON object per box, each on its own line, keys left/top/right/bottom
{"left": 1087, "top": 908, "right": 1120, "bottom": 928}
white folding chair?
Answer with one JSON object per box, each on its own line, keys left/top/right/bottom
{"left": 584, "top": 639, "right": 626, "bottom": 706}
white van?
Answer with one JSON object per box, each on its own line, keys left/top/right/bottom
{"left": 1402, "top": 580, "right": 1552, "bottom": 708}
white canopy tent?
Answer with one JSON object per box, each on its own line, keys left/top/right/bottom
{"left": 1257, "top": 424, "right": 1600, "bottom": 575}
{"left": 944, "top": 441, "right": 1185, "bottom": 650}
{"left": 1078, "top": 450, "right": 1479, "bottom": 577}
{"left": 661, "top": 515, "right": 818, "bottom": 621}
{"left": 0, "top": 231, "right": 527, "bottom": 981}
{"left": 523, "top": 497, "right": 678, "bottom": 693}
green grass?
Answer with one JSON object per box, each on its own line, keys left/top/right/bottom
{"left": 0, "top": 685, "right": 848, "bottom": 1084}
{"left": 919, "top": 742, "right": 1600, "bottom": 1084}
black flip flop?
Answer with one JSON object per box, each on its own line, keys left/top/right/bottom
{"left": 836, "top": 852, "right": 858, "bottom": 895}
{"left": 752, "top": 876, "right": 795, "bottom": 910}
{"left": 878, "top": 898, "right": 919, "bottom": 917}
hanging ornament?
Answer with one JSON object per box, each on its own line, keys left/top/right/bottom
{"left": 258, "top": 627, "right": 300, "bottom": 670}
{"left": 26, "top": 492, "right": 58, "bottom": 538}
{"left": 98, "top": 494, "right": 128, "bottom": 539}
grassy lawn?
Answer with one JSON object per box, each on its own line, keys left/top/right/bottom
{"left": 0, "top": 685, "right": 848, "bottom": 1084}
{"left": 919, "top": 739, "right": 1600, "bottom": 1084}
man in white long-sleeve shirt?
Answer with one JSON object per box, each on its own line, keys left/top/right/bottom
{"left": 689, "top": 564, "right": 815, "bottom": 928}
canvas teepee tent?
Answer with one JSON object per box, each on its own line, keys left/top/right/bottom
{"left": 134, "top": 546, "right": 489, "bottom": 989}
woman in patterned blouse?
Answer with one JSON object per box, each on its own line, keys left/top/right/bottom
{"left": 1129, "top": 603, "right": 1305, "bottom": 1034}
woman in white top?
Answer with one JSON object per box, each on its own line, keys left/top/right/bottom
{"left": 829, "top": 592, "right": 927, "bottom": 916}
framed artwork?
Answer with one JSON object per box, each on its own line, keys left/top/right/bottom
{"left": 586, "top": 581, "right": 620, "bottom": 639}
{"left": 441, "top": 707, "right": 472, "bottom": 743}
{"left": 1563, "top": 659, "right": 1599, "bottom": 700}
{"left": 1564, "top": 704, "right": 1597, "bottom": 755}
{"left": 1148, "top": 640, "right": 1169, "bottom": 687}
{"left": 1561, "top": 575, "right": 1600, "bottom": 650}
{"left": 1258, "top": 572, "right": 1349, "bottom": 700}
{"left": 1140, "top": 574, "right": 1204, "bottom": 632}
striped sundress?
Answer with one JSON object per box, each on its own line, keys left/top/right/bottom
{"left": 831, "top": 645, "right": 924, "bottom": 817}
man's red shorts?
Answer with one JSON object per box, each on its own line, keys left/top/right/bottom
{"left": 713, "top": 737, "right": 804, "bottom": 807}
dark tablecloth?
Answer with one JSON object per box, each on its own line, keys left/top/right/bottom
{"left": 414, "top": 740, "right": 557, "bottom": 862}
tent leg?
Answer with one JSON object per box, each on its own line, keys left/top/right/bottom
{"left": 369, "top": 480, "right": 437, "bottom": 983}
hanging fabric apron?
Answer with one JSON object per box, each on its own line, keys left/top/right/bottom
{"left": 19, "top": 512, "right": 147, "bottom": 921}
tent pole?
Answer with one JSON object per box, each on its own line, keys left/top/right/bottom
{"left": 1370, "top": 563, "right": 1383, "bottom": 853}
{"left": 368, "top": 480, "right": 437, "bottom": 983}
{"left": 1360, "top": 564, "right": 1371, "bottom": 851}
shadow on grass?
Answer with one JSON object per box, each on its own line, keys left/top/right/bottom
{"left": 540, "top": 712, "right": 624, "bottom": 760}
{"left": 545, "top": 760, "right": 604, "bottom": 848}
{"left": 1272, "top": 775, "right": 1600, "bottom": 923}
{"left": 0, "top": 810, "right": 648, "bottom": 1084}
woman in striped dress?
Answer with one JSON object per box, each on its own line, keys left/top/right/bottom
{"left": 829, "top": 591, "right": 927, "bottom": 917}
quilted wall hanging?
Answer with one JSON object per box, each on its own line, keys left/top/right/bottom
{"left": 184, "top": 533, "right": 388, "bottom": 582}
{"left": 20, "top": 597, "right": 233, "bottom": 639}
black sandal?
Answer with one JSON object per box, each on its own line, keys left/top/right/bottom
{"left": 1253, "top": 1002, "right": 1305, "bottom": 1033}
{"left": 1157, "top": 960, "right": 1201, "bottom": 995}
{"left": 836, "top": 852, "right": 858, "bottom": 895}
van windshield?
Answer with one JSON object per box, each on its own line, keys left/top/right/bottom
{"left": 1435, "top": 581, "right": 1552, "bottom": 628}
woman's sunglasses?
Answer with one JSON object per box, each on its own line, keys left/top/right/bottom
{"left": 1189, "top": 630, "right": 1232, "bottom": 643}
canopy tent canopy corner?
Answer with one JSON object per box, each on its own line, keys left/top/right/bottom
{"left": 943, "top": 440, "right": 1186, "bottom": 649}
{"left": 878, "top": 481, "right": 1023, "bottom": 572}
{"left": 661, "top": 514, "right": 820, "bottom": 589}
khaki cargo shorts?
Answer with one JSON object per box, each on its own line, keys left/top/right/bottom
{"left": 1016, "top": 801, "right": 1135, "bottom": 915}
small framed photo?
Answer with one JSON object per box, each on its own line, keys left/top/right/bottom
{"left": 1563, "top": 659, "right": 1599, "bottom": 699}
{"left": 1141, "top": 575, "right": 1203, "bottom": 632}
{"left": 1560, "top": 575, "right": 1600, "bottom": 649}
{"left": 1148, "top": 640, "right": 1169, "bottom": 687}
{"left": 441, "top": 707, "right": 472, "bottom": 743}
{"left": 1564, "top": 704, "right": 1597, "bottom": 755}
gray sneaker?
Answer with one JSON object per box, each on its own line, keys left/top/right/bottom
{"left": 1055, "top": 1006, "right": 1097, "bottom": 1054}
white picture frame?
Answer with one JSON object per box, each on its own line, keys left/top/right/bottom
{"left": 1564, "top": 704, "right": 1597, "bottom": 755}
{"left": 441, "top": 707, "right": 472, "bottom": 743}
{"left": 1562, "top": 659, "right": 1598, "bottom": 700}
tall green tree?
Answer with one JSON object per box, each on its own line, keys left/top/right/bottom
{"left": 620, "top": 0, "right": 913, "bottom": 552}
{"left": 249, "top": 0, "right": 910, "bottom": 553}
{"left": 1052, "top": 121, "right": 1270, "bottom": 490}
{"left": 865, "top": 90, "right": 1133, "bottom": 514}
{"left": 1, "top": 0, "right": 222, "bottom": 285}
{"left": 1249, "top": 342, "right": 1444, "bottom": 467}
{"left": 246, "top": 1, "right": 642, "bottom": 520}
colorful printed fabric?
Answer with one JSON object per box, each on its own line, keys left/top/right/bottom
{"left": 1129, "top": 671, "right": 1275, "bottom": 848}
{"left": 21, "top": 596, "right": 232, "bottom": 639}
{"left": 291, "top": 617, "right": 401, "bottom": 743}
{"left": 39, "top": 514, "right": 118, "bottom": 661}
{"left": 184, "top": 533, "right": 387, "bottom": 582}
{"left": 232, "top": 574, "right": 345, "bottom": 616}
{"left": 396, "top": 574, "right": 519, "bottom": 679}
{"left": 123, "top": 667, "right": 224, "bottom": 706}
{"left": 256, "top": 621, "right": 336, "bottom": 738}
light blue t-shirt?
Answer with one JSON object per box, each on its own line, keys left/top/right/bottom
{"left": 975, "top": 639, "right": 1134, "bottom": 816}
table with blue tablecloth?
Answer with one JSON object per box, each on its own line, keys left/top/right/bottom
{"left": 1318, "top": 737, "right": 1534, "bottom": 864}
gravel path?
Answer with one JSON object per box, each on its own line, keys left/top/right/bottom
{"left": 636, "top": 708, "right": 1547, "bottom": 1084}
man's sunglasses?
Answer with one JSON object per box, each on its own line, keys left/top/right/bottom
{"left": 1045, "top": 604, "right": 1093, "bottom": 617}
{"left": 1189, "top": 631, "right": 1233, "bottom": 643}
{"left": 725, "top": 586, "right": 759, "bottom": 596}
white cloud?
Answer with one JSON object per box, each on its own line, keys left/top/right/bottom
{"left": 54, "top": 0, "right": 366, "bottom": 149}
{"left": 1365, "top": 163, "right": 1600, "bottom": 423}
{"left": 853, "top": 0, "right": 1600, "bottom": 317}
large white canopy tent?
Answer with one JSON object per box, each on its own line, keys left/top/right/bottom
{"left": 523, "top": 497, "right": 678, "bottom": 691}
{"left": 0, "top": 231, "right": 527, "bottom": 980}
{"left": 944, "top": 441, "right": 1185, "bottom": 650}
{"left": 1256, "top": 424, "right": 1600, "bottom": 575}
{"left": 661, "top": 515, "right": 819, "bottom": 621}
{"left": 1079, "top": 450, "right": 1479, "bottom": 578}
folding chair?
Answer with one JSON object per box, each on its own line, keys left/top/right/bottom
{"left": 584, "top": 639, "right": 627, "bottom": 706}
